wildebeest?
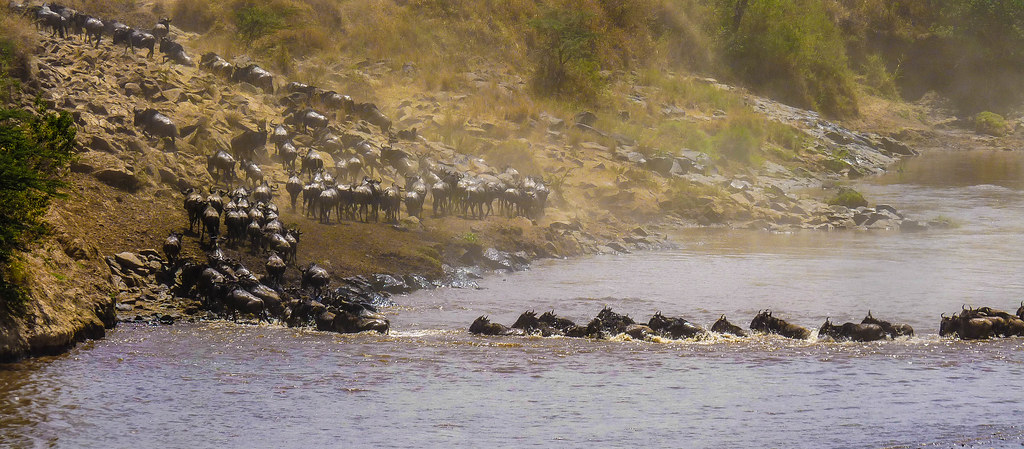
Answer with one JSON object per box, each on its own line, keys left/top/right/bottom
{"left": 469, "top": 316, "right": 522, "bottom": 336}
{"left": 315, "top": 301, "right": 390, "bottom": 334}
{"left": 300, "top": 149, "right": 324, "bottom": 179}
{"left": 948, "top": 306, "right": 1024, "bottom": 338}
{"left": 861, "top": 311, "right": 914, "bottom": 338}
{"left": 285, "top": 108, "right": 329, "bottom": 134}
{"left": 240, "top": 159, "right": 264, "bottom": 187}
{"left": 648, "top": 312, "right": 706, "bottom": 339}
{"left": 162, "top": 231, "right": 182, "bottom": 264}
{"left": 355, "top": 102, "right": 391, "bottom": 133}
{"left": 152, "top": 17, "right": 170, "bottom": 40}
{"left": 200, "top": 52, "right": 234, "bottom": 78}
{"left": 36, "top": 5, "right": 67, "bottom": 38}
{"left": 231, "top": 121, "right": 268, "bottom": 161}
{"left": 749, "top": 310, "right": 810, "bottom": 339}
{"left": 82, "top": 15, "right": 104, "bottom": 47}
{"left": 182, "top": 188, "right": 206, "bottom": 232}
{"left": 113, "top": 28, "right": 156, "bottom": 58}
{"left": 265, "top": 251, "right": 286, "bottom": 288}
{"left": 818, "top": 317, "right": 886, "bottom": 342}
{"left": 232, "top": 63, "right": 274, "bottom": 94}
{"left": 134, "top": 108, "right": 178, "bottom": 143}
{"left": 711, "top": 314, "right": 747, "bottom": 337}
{"left": 940, "top": 311, "right": 994, "bottom": 340}
{"left": 223, "top": 285, "right": 266, "bottom": 321}
{"left": 199, "top": 204, "right": 220, "bottom": 243}
{"left": 300, "top": 263, "right": 330, "bottom": 296}
{"left": 206, "top": 150, "right": 236, "bottom": 185}
{"left": 159, "top": 37, "right": 193, "bottom": 66}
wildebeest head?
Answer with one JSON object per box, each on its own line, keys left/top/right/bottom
{"left": 512, "top": 310, "right": 541, "bottom": 331}
{"left": 818, "top": 317, "right": 840, "bottom": 340}
{"left": 939, "top": 313, "right": 958, "bottom": 337}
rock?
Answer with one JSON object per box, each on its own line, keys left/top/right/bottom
{"left": 615, "top": 150, "right": 647, "bottom": 165}
{"left": 70, "top": 161, "right": 95, "bottom": 173}
{"left": 728, "top": 179, "right": 752, "bottom": 192}
{"left": 114, "top": 252, "right": 146, "bottom": 272}
{"left": 606, "top": 242, "right": 631, "bottom": 253}
{"left": 575, "top": 111, "right": 597, "bottom": 126}
{"left": 238, "top": 82, "right": 260, "bottom": 94}
{"left": 158, "top": 168, "right": 178, "bottom": 186}
{"left": 62, "top": 238, "right": 90, "bottom": 260}
{"left": 161, "top": 88, "right": 184, "bottom": 103}
{"left": 646, "top": 156, "right": 684, "bottom": 177}
{"left": 94, "top": 168, "right": 140, "bottom": 191}
{"left": 87, "top": 102, "right": 108, "bottom": 116}
{"left": 900, "top": 220, "right": 928, "bottom": 232}
{"left": 631, "top": 227, "right": 649, "bottom": 237}
{"left": 876, "top": 136, "right": 918, "bottom": 156}
{"left": 875, "top": 204, "right": 901, "bottom": 217}
{"left": 123, "top": 82, "right": 141, "bottom": 96}
{"left": 575, "top": 122, "right": 607, "bottom": 138}
{"left": 89, "top": 135, "right": 119, "bottom": 154}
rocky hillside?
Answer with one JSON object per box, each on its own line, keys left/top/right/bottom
{"left": 3, "top": 2, "right": 1021, "bottom": 361}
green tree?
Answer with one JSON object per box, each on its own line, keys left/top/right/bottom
{"left": 716, "top": 0, "right": 858, "bottom": 117}
{"left": 530, "top": 6, "right": 604, "bottom": 101}
{"left": 235, "top": 3, "right": 288, "bottom": 45}
{"left": 0, "top": 103, "right": 76, "bottom": 312}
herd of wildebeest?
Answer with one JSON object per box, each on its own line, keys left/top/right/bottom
{"left": 471, "top": 305, "right": 1024, "bottom": 342}
{"left": 15, "top": 3, "right": 1024, "bottom": 343}
{"left": 14, "top": 2, "right": 552, "bottom": 227}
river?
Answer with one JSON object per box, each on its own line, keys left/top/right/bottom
{"left": 2, "top": 149, "right": 1024, "bottom": 448}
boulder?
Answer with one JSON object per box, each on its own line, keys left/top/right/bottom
{"left": 94, "top": 168, "right": 140, "bottom": 191}
{"left": 646, "top": 156, "right": 684, "bottom": 177}
{"left": 575, "top": 111, "right": 597, "bottom": 126}
{"left": 89, "top": 135, "right": 120, "bottom": 154}
{"left": 114, "top": 252, "right": 146, "bottom": 272}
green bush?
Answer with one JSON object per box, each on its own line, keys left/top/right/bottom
{"left": 0, "top": 103, "right": 76, "bottom": 313}
{"left": 235, "top": 3, "right": 290, "bottom": 44}
{"left": 974, "top": 111, "right": 1009, "bottom": 137}
{"left": 714, "top": 116, "right": 764, "bottom": 163}
{"left": 828, "top": 187, "right": 868, "bottom": 208}
{"left": 714, "top": 0, "right": 859, "bottom": 117}
{"left": 529, "top": 6, "right": 605, "bottom": 103}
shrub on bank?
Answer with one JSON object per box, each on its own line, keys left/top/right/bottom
{"left": 828, "top": 188, "right": 868, "bottom": 209}
{"left": 0, "top": 104, "right": 76, "bottom": 316}
{"left": 974, "top": 111, "right": 1009, "bottom": 137}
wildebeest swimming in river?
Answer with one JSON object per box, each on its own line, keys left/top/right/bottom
{"left": 470, "top": 316, "right": 522, "bottom": 336}
{"left": 648, "top": 312, "right": 706, "bottom": 339}
{"left": 861, "top": 311, "right": 913, "bottom": 338}
{"left": 749, "top": 310, "right": 810, "bottom": 340}
{"left": 940, "top": 305, "right": 1024, "bottom": 340}
{"left": 818, "top": 317, "right": 885, "bottom": 342}
{"left": 711, "top": 314, "right": 747, "bottom": 337}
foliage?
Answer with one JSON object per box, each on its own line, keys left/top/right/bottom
{"left": 713, "top": 0, "right": 859, "bottom": 117}
{"left": 0, "top": 103, "right": 76, "bottom": 312}
{"left": 974, "top": 111, "right": 1009, "bottom": 136}
{"left": 828, "top": 187, "right": 868, "bottom": 208}
{"left": 529, "top": 6, "right": 605, "bottom": 103}
{"left": 859, "top": 54, "right": 900, "bottom": 100}
{"left": 714, "top": 115, "right": 763, "bottom": 163}
{"left": 235, "top": 3, "right": 290, "bottom": 44}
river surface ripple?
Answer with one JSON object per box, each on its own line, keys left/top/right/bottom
{"left": 2, "top": 149, "right": 1024, "bottom": 448}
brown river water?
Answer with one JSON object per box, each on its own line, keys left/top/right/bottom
{"left": 3, "top": 149, "right": 1024, "bottom": 448}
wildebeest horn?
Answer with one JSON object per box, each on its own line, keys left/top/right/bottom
{"left": 940, "top": 313, "right": 946, "bottom": 318}
{"left": 867, "top": 310, "right": 873, "bottom": 318}
{"left": 720, "top": 314, "right": 726, "bottom": 320}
